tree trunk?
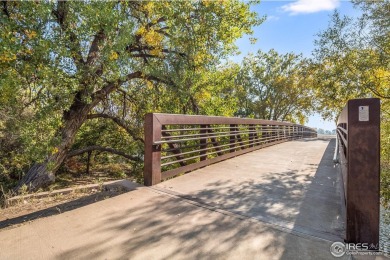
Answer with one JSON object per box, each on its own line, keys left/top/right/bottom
{"left": 15, "top": 75, "right": 136, "bottom": 192}
{"left": 15, "top": 163, "right": 55, "bottom": 192}
{"left": 15, "top": 94, "right": 97, "bottom": 192}
{"left": 86, "top": 151, "right": 92, "bottom": 175}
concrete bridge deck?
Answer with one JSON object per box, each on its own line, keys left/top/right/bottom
{"left": 0, "top": 138, "right": 347, "bottom": 260}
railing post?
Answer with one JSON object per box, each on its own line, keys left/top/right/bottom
{"left": 344, "top": 98, "right": 380, "bottom": 245}
{"left": 292, "top": 126, "right": 295, "bottom": 140}
{"left": 144, "top": 113, "right": 162, "bottom": 186}
{"left": 264, "top": 125, "right": 270, "bottom": 143}
{"left": 253, "top": 125, "right": 258, "bottom": 143}
{"left": 294, "top": 126, "right": 296, "bottom": 139}
{"left": 230, "top": 124, "right": 236, "bottom": 152}
{"left": 249, "top": 124, "right": 255, "bottom": 147}
{"left": 200, "top": 125, "right": 208, "bottom": 160}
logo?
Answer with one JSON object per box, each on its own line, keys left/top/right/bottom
{"left": 330, "top": 242, "right": 382, "bottom": 257}
{"left": 330, "top": 242, "right": 346, "bottom": 257}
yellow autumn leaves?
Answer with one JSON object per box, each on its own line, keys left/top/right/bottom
{"left": 51, "top": 147, "right": 59, "bottom": 155}
{"left": 0, "top": 29, "right": 37, "bottom": 62}
{"left": 132, "top": 1, "right": 165, "bottom": 57}
{"left": 109, "top": 51, "right": 119, "bottom": 61}
{"left": 136, "top": 26, "right": 164, "bottom": 57}
{"left": 25, "top": 29, "right": 37, "bottom": 39}
{"left": 202, "top": 0, "right": 229, "bottom": 7}
{"left": 0, "top": 53, "right": 17, "bottom": 62}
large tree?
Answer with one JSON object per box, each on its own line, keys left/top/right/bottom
{"left": 311, "top": 0, "right": 390, "bottom": 204}
{"left": 0, "top": 1, "right": 261, "bottom": 191}
{"left": 236, "top": 49, "right": 314, "bottom": 124}
{"left": 311, "top": 0, "right": 389, "bottom": 117}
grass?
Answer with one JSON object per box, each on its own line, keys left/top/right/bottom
{"left": 381, "top": 162, "right": 390, "bottom": 208}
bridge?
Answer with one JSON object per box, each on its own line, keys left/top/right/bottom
{"left": 0, "top": 98, "right": 381, "bottom": 259}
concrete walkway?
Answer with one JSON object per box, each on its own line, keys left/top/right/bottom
{"left": 0, "top": 138, "right": 347, "bottom": 260}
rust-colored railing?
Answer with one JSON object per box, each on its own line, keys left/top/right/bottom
{"left": 144, "top": 113, "right": 317, "bottom": 186}
{"left": 336, "top": 98, "right": 380, "bottom": 246}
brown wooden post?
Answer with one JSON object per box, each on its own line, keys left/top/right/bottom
{"left": 200, "top": 125, "right": 208, "bottom": 161}
{"left": 230, "top": 124, "right": 236, "bottom": 153}
{"left": 144, "top": 113, "right": 162, "bottom": 186}
{"left": 344, "top": 98, "right": 380, "bottom": 246}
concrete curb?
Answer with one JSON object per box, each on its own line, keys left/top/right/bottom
{"left": 5, "top": 179, "right": 141, "bottom": 206}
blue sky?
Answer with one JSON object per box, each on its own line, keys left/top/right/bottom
{"left": 233, "top": 0, "right": 360, "bottom": 131}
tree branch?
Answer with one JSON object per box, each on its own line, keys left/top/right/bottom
{"left": 91, "top": 71, "right": 142, "bottom": 101}
{"left": 67, "top": 145, "right": 141, "bottom": 162}
{"left": 24, "top": 86, "right": 45, "bottom": 109}
{"left": 130, "top": 53, "right": 158, "bottom": 59}
{"left": 341, "top": 58, "right": 390, "bottom": 99}
{"left": 90, "top": 71, "right": 175, "bottom": 115}
{"left": 87, "top": 71, "right": 142, "bottom": 115}
{"left": 87, "top": 28, "right": 106, "bottom": 65}
{"left": 144, "top": 74, "right": 177, "bottom": 87}
{"left": 52, "top": 1, "right": 84, "bottom": 66}
{"left": 126, "top": 46, "right": 186, "bottom": 57}
{"left": 365, "top": 83, "right": 390, "bottom": 99}
{"left": 87, "top": 113, "right": 144, "bottom": 144}
{"left": 2, "top": 1, "right": 10, "bottom": 18}
{"left": 145, "top": 16, "right": 166, "bottom": 29}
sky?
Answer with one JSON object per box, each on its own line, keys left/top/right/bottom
{"left": 233, "top": 0, "right": 361, "bottom": 131}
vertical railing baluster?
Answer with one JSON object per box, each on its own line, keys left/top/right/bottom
{"left": 249, "top": 124, "right": 255, "bottom": 147}
{"left": 230, "top": 124, "right": 236, "bottom": 153}
{"left": 200, "top": 124, "right": 208, "bottom": 161}
{"left": 253, "top": 125, "right": 258, "bottom": 144}
{"left": 145, "top": 114, "right": 317, "bottom": 184}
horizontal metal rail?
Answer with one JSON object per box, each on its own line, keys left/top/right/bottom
{"left": 160, "top": 135, "right": 284, "bottom": 160}
{"left": 161, "top": 128, "right": 284, "bottom": 139}
{"left": 161, "top": 135, "right": 285, "bottom": 164}
{"left": 336, "top": 128, "right": 348, "bottom": 149}
{"left": 156, "top": 129, "right": 290, "bottom": 144}
{"left": 160, "top": 131, "right": 309, "bottom": 153}
{"left": 144, "top": 113, "right": 317, "bottom": 187}
{"left": 161, "top": 125, "right": 288, "bottom": 132}
{"left": 160, "top": 128, "right": 314, "bottom": 141}
{"left": 161, "top": 135, "right": 284, "bottom": 166}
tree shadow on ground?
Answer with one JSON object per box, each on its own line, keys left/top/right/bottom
{"left": 53, "top": 139, "right": 344, "bottom": 259}
{"left": 0, "top": 188, "right": 127, "bottom": 230}
{"left": 280, "top": 138, "right": 345, "bottom": 260}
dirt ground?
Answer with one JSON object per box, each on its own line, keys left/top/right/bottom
{"left": 0, "top": 185, "right": 126, "bottom": 230}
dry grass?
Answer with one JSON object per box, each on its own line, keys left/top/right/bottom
{"left": 0, "top": 184, "right": 127, "bottom": 230}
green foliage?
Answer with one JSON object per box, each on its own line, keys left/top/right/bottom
{"left": 236, "top": 49, "right": 314, "bottom": 124}
{"left": 312, "top": 1, "right": 390, "bottom": 206}
{"left": 381, "top": 101, "right": 390, "bottom": 206}
{"left": 0, "top": 0, "right": 262, "bottom": 190}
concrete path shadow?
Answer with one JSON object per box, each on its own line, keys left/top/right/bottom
{"left": 0, "top": 138, "right": 350, "bottom": 260}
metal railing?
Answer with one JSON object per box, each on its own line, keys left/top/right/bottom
{"left": 336, "top": 98, "right": 380, "bottom": 246}
{"left": 144, "top": 113, "right": 317, "bottom": 186}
